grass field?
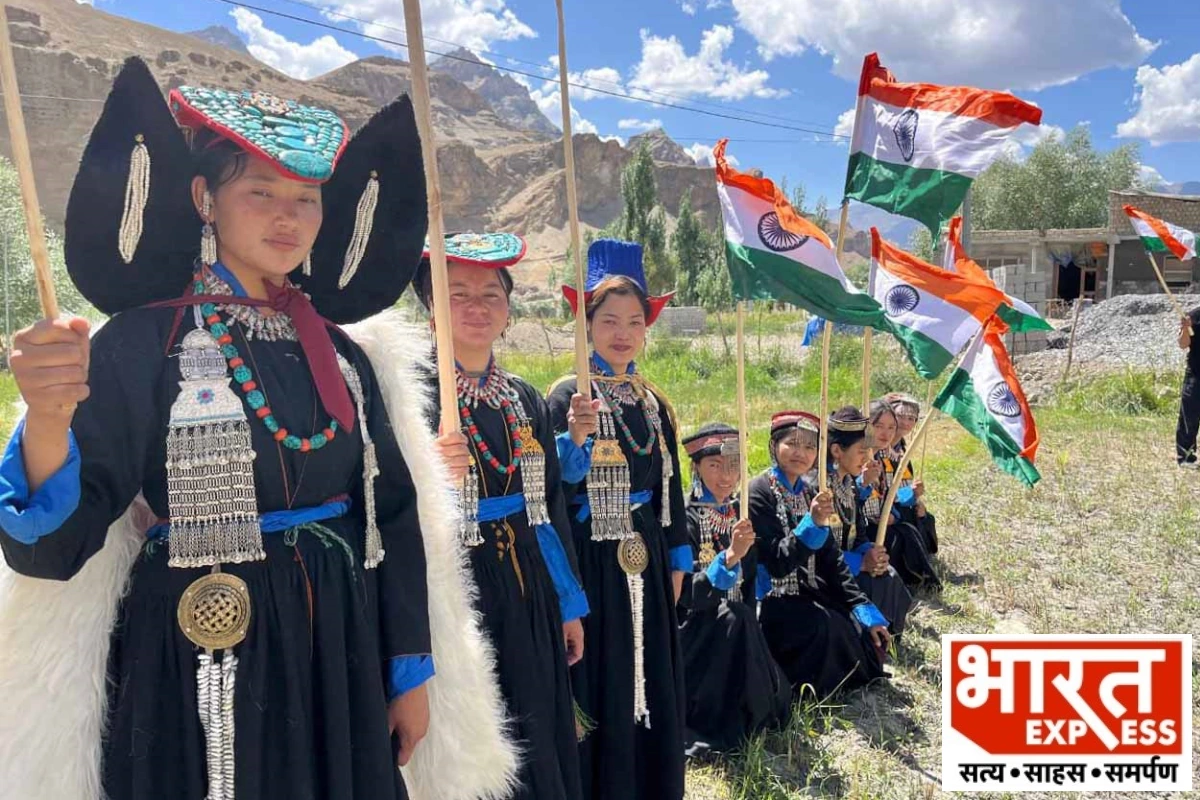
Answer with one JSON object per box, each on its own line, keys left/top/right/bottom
{"left": 2, "top": 326, "right": 1197, "bottom": 799}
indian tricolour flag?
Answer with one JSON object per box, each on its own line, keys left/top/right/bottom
{"left": 715, "top": 139, "right": 884, "bottom": 327}
{"left": 934, "top": 318, "right": 1040, "bottom": 486}
{"left": 942, "top": 216, "right": 1052, "bottom": 333}
{"left": 845, "top": 53, "right": 1042, "bottom": 235}
{"left": 872, "top": 228, "right": 1009, "bottom": 378}
{"left": 1123, "top": 205, "right": 1197, "bottom": 260}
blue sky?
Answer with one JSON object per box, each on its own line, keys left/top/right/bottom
{"left": 91, "top": 0, "right": 1200, "bottom": 207}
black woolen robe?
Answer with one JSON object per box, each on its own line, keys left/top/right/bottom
{"left": 677, "top": 499, "right": 789, "bottom": 752}
{"left": 427, "top": 371, "right": 584, "bottom": 800}
{"left": 747, "top": 473, "right": 886, "bottom": 697}
{"left": 547, "top": 375, "right": 688, "bottom": 800}
{"left": 1, "top": 307, "right": 430, "bottom": 800}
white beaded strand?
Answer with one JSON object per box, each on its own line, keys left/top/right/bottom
{"left": 337, "top": 171, "right": 379, "bottom": 289}
{"left": 118, "top": 134, "right": 150, "bottom": 264}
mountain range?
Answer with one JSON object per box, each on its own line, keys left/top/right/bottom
{"left": 0, "top": 0, "right": 725, "bottom": 289}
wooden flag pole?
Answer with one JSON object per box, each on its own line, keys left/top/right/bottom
{"left": 736, "top": 301, "right": 750, "bottom": 519}
{"left": 402, "top": 0, "right": 457, "bottom": 435}
{"left": 1144, "top": 249, "right": 1186, "bottom": 319}
{"left": 917, "top": 380, "right": 934, "bottom": 481}
{"left": 861, "top": 277, "right": 873, "bottom": 411}
{"left": 875, "top": 329, "right": 979, "bottom": 547}
{"left": 555, "top": 0, "right": 591, "bottom": 401}
{"left": 818, "top": 200, "right": 852, "bottom": 494}
{"left": 1062, "top": 277, "right": 1086, "bottom": 381}
{"left": 0, "top": 12, "right": 57, "bottom": 319}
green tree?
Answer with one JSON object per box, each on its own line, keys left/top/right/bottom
{"left": 694, "top": 228, "right": 733, "bottom": 312}
{"left": 0, "top": 157, "right": 96, "bottom": 348}
{"left": 972, "top": 125, "right": 1141, "bottom": 231}
{"left": 618, "top": 142, "right": 675, "bottom": 294}
{"left": 671, "top": 189, "right": 705, "bottom": 305}
{"left": 907, "top": 226, "right": 936, "bottom": 262}
{"left": 813, "top": 195, "right": 829, "bottom": 230}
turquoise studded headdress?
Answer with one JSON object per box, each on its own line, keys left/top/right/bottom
{"left": 64, "top": 57, "right": 428, "bottom": 323}
{"left": 169, "top": 87, "right": 348, "bottom": 183}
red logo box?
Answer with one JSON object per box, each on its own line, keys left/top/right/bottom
{"left": 942, "top": 635, "right": 1192, "bottom": 792}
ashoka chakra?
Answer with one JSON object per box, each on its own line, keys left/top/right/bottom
{"left": 885, "top": 285, "right": 920, "bottom": 317}
{"left": 986, "top": 383, "right": 1021, "bottom": 418}
{"left": 757, "top": 212, "right": 809, "bottom": 252}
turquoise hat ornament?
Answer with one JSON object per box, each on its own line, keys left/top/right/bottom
{"left": 170, "top": 87, "right": 349, "bottom": 182}
{"left": 423, "top": 232, "right": 528, "bottom": 268}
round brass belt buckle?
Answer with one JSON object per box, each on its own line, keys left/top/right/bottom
{"left": 177, "top": 571, "right": 252, "bottom": 650}
{"left": 617, "top": 533, "right": 650, "bottom": 576}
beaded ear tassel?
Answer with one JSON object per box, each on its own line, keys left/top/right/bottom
{"left": 337, "top": 170, "right": 379, "bottom": 289}
{"left": 118, "top": 133, "right": 150, "bottom": 264}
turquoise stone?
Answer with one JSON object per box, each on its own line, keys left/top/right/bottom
{"left": 233, "top": 365, "right": 252, "bottom": 384}
{"left": 246, "top": 390, "right": 266, "bottom": 409}
{"left": 264, "top": 417, "right": 279, "bottom": 433}
{"left": 310, "top": 433, "right": 327, "bottom": 449}
{"left": 277, "top": 136, "right": 315, "bottom": 151}
{"left": 283, "top": 435, "right": 302, "bottom": 449}
{"left": 275, "top": 125, "right": 305, "bottom": 138}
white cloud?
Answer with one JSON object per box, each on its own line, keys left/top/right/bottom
{"left": 75, "top": 0, "right": 94, "bottom": 5}
{"left": 833, "top": 107, "right": 856, "bottom": 142}
{"left": 618, "top": 118, "right": 664, "bottom": 132}
{"left": 628, "top": 25, "right": 788, "bottom": 101}
{"left": 678, "top": 0, "right": 697, "bottom": 14}
{"left": 999, "top": 122, "right": 1066, "bottom": 158}
{"left": 1138, "top": 163, "right": 1167, "bottom": 189}
{"left": 1116, "top": 53, "right": 1200, "bottom": 145}
{"left": 231, "top": 8, "right": 358, "bottom": 80}
{"left": 601, "top": 134, "right": 627, "bottom": 147}
{"left": 731, "top": 0, "right": 1155, "bottom": 91}
{"left": 685, "top": 141, "right": 737, "bottom": 167}
{"left": 311, "top": 0, "right": 535, "bottom": 56}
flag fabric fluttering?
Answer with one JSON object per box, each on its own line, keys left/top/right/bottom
{"left": 934, "top": 317, "right": 1040, "bottom": 486}
{"left": 1123, "top": 205, "right": 1197, "bottom": 261}
{"left": 844, "top": 53, "right": 1042, "bottom": 236}
{"left": 715, "top": 139, "right": 884, "bottom": 327}
{"left": 942, "top": 216, "right": 1052, "bottom": 333}
{"left": 872, "top": 228, "right": 1009, "bottom": 378}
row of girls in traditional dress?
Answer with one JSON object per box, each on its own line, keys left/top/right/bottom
{"left": 420, "top": 231, "right": 943, "bottom": 800}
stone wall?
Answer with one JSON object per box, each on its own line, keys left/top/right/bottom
{"left": 656, "top": 306, "right": 707, "bottom": 337}
{"left": 988, "top": 260, "right": 1049, "bottom": 355}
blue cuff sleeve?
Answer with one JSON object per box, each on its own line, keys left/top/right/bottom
{"left": 704, "top": 550, "right": 741, "bottom": 591}
{"left": 755, "top": 564, "right": 772, "bottom": 602}
{"left": 555, "top": 433, "right": 593, "bottom": 485}
{"left": 535, "top": 523, "right": 590, "bottom": 621}
{"left": 0, "top": 419, "right": 82, "bottom": 545}
{"left": 856, "top": 481, "right": 874, "bottom": 501}
{"left": 842, "top": 541, "right": 873, "bottom": 575}
{"left": 792, "top": 512, "right": 830, "bottom": 549}
{"left": 669, "top": 544, "right": 693, "bottom": 574}
{"left": 895, "top": 486, "right": 916, "bottom": 508}
{"left": 386, "top": 654, "right": 435, "bottom": 702}
{"left": 852, "top": 602, "right": 889, "bottom": 629}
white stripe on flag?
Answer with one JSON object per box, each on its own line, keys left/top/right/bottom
{"left": 874, "top": 262, "right": 980, "bottom": 356}
{"left": 853, "top": 96, "right": 1019, "bottom": 178}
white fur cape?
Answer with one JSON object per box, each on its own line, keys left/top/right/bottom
{"left": 0, "top": 312, "right": 518, "bottom": 800}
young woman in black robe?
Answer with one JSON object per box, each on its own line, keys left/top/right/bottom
{"left": 748, "top": 411, "right": 890, "bottom": 697}
{"left": 0, "top": 64, "right": 434, "bottom": 798}
{"left": 826, "top": 407, "right": 912, "bottom": 638}
{"left": 677, "top": 423, "right": 789, "bottom": 755}
{"left": 884, "top": 392, "right": 939, "bottom": 557}
{"left": 547, "top": 239, "right": 689, "bottom": 800}
{"left": 860, "top": 400, "right": 940, "bottom": 590}
{"left": 420, "top": 234, "right": 594, "bottom": 800}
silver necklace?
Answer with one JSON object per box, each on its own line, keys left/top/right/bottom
{"left": 202, "top": 270, "right": 298, "bottom": 342}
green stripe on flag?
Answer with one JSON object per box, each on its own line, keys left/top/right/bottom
{"left": 843, "top": 152, "right": 973, "bottom": 236}
{"left": 997, "top": 303, "right": 1053, "bottom": 333}
{"left": 934, "top": 367, "right": 1041, "bottom": 486}
{"left": 1140, "top": 236, "right": 1169, "bottom": 253}
{"left": 881, "top": 319, "right": 955, "bottom": 379}
{"left": 725, "top": 241, "right": 885, "bottom": 328}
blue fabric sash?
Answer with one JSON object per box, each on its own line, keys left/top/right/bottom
{"left": 572, "top": 489, "right": 653, "bottom": 523}
{"left": 147, "top": 497, "right": 351, "bottom": 540}
{"left": 475, "top": 493, "right": 527, "bottom": 523}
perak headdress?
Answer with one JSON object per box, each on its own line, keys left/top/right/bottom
{"left": 64, "top": 57, "right": 428, "bottom": 324}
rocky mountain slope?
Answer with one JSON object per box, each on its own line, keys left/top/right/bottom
{"left": 627, "top": 127, "right": 693, "bottom": 166}
{"left": 430, "top": 47, "right": 557, "bottom": 140}
{"left": 0, "top": 0, "right": 725, "bottom": 285}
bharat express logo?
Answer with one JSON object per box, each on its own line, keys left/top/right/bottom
{"left": 942, "top": 635, "right": 1192, "bottom": 792}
